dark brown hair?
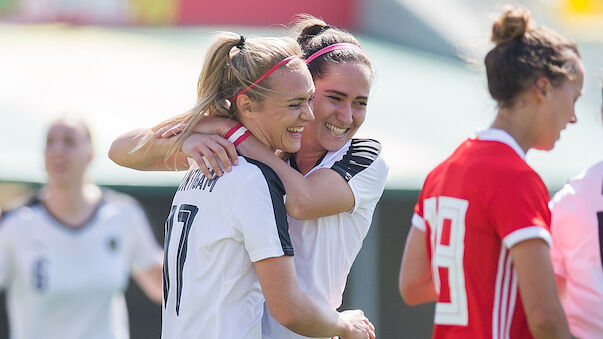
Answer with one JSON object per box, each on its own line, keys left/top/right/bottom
{"left": 292, "top": 14, "right": 372, "bottom": 80}
{"left": 485, "top": 6, "right": 580, "bottom": 108}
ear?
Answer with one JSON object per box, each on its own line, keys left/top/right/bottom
{"left": 235, "top": 94, "right": 257, "bottom": 119}
{"left": 534, "top": 76, "right": 551, "bottom": 103}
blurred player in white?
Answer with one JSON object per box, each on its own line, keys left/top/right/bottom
{"left": 110, "top": 16, "right": 387, "bottom": 339}
{"left": 399, "top": 6, "right": 583, "bottom": 339}
{"left": 0, "top": 117, "right": 163, "bottom": 339}
{"left": 549, "top": 83, "right": 603, "bottom": 339}
{"left": 110, "top": 33, "right": 375, "bottom": 339}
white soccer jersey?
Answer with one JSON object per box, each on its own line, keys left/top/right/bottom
{"left": 550, "top": 160, "right": 603, "bottom": 339}
{"left": 262, "top": 139, "right": 388, "bottom": 339}
{"left": 0, "top": 190, "right": 162, "bottom": 339}
{"left": 161, "top": 156, "right": 293, "bottom": 339}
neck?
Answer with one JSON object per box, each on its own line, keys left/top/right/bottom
{"left": 41, "top": 181, "right": 101, "bottom": 227}
{"left": 491, "top": 106, "right": 534, "bottom": 154}
{"left": 295, "top": 139, "right": 327, "bottom": 175}
{"left": 244, "top": 121, "right": 276, "bottom": 153}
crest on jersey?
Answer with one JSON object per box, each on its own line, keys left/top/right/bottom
{"left": 107, "top": 236, "right": 120, "bottom": 252}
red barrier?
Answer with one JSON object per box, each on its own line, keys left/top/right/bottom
{"left": 177, "top": 0, "right": 360, "bottom": 30}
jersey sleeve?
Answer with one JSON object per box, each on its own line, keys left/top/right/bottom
{"left": 490, "top": 171, "right": 552, "bottom": 249}
{"left": 331, "top": 139, "right": 387, "bottom": 214}
{"left": 127, "top": 204, "right": 162, "bottom": 272}
{"left": 411, "top": 176, "right": 428, "bottom": 232}
{"left": 232, "top": 164, "right": 294, "bottom": 263}
{"left": 347, "top": 155, "right": 388, "bottom": 214}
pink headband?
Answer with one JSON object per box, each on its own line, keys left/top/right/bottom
{"left": 305, "top": 42, "right": 365, "bottom": 64}
{"left": 230, "top": 55, "right": 299, "bottom": 102}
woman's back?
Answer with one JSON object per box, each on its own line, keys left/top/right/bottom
{"left": 414, "top": 130, "right": 551, "bottom": 338}
{"left": 161, "top": 156, "right": 293, "bottom": 339}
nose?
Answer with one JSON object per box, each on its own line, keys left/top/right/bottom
{"left": 337, "top": 103, "right": 353, "bottom": 125}
{"left": 569, "top": 111, "right": 577, "bottom": 124}
{"left": 301, "top": 103, "right": 315, "bottom": 123}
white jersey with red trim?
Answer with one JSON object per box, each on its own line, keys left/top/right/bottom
{"left": 262, "top": 138, "right": 388, "bottom": 339}
{"left": 412, "top": 129, "right": 551, "bottom": 339}
{"left": 0, "top": 190, "right": 162, "bottom": 339}
{"left": 550, "top": 160, "right": 603, "bottom": 339}
{"left": 161, "top": 156, "right": 293, "bottom": 339}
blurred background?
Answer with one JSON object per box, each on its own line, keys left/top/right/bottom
{"left": 0, "top": 0, "right": 601, "bottom": 337}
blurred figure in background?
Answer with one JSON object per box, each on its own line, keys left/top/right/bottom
{"left": 549, "top": 82, "right": 603, "bottom": 339}
{"left": 0, "top": 117, "right": 162, "bottom": 339}
{"left": 399, "top": 6, "right": 582, "bottom": 339}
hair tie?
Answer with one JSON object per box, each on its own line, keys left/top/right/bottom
{"left": 305, "top": 42, "right": 365, "bottom": 64}
{"left": 236, "top": 35, "right": 245, "bottom": 49}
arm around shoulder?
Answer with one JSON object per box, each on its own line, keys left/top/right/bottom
{"left": 108, "top": 128, "right": 189, "bottom": 171}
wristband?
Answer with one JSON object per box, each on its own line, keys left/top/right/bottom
{"left": 225, "top": 123, "right": 250, "bottom": 147}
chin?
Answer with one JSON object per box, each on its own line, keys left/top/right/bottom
{"left": 322, "top": 139, "right": 349, "bottom": 152}
{"left": 281, "top": 144, "right": 301, "bottom": 153}
{"left": 534, "top": 143, "right": 555, "bottom": 152}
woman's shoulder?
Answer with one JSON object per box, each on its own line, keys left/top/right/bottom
{"left": 237, "top": 156, "right": 285, "bottom": 192}
{"left": 330, "top": 138, "right": 385, "bottom": 181}
{"left": 551, "top": 159, "right": 603, "bottom": 208}
{"left": 0, "top": 194, "right": 42, "bottom": 232}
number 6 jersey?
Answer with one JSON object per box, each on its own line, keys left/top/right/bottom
{"left": 412, "top": 129, "right": 552, "bottom": 339}
{"left": 161, "top": 156, "right": 294, "bottom": 339}
{"left": 0, "top": 190, "right": 162, "bottom": 339}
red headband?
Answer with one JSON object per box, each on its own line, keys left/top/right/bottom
{"left": 305, "top": 42, "right": 365, "bottom": 64}
{"left": 230, "top": 55, "right": 299, "bottom": 102}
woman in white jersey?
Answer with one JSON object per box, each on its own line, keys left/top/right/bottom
{"left": 0, "top": 117, "right": 163, "bottom": 339}
{"left": 110, "top": 33, "right": 375, "bottom": 339}
{"left": 399, "top": 7, "right": 582, "bottom": 339}
{"left": 549, "top": 83, "right": 603, "bottom": 339}
{"left": 110, "top": 19, "right": 386, "bottom": 339}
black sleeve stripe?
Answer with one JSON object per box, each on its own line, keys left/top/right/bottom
{"left": 331, "top": 138, "right": 382, "bottom": 182}
{"left": 243, "top": 157, "right": 294, "bottom": 256}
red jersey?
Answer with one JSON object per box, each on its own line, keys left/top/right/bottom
{"left": 412, "top": 130, "right": 552, "bottom": 339}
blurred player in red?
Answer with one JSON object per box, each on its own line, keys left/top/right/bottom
{"left": 399, "top": 6, "right": 583, "bottom": 339}
{"left": 549, "top": 82, "right": 603, "bottom": 339}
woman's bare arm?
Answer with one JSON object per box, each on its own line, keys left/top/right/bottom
{"left": 399, "top": 226, "right": 437, "bottom": 305}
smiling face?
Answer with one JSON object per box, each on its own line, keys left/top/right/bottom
{"left": 301, "top": 62, "right": 372, "bottom": 154}
{"left": 239, "top": 61, "right": 315, "bottom": 153}
{"left": 44, "top": 119, "right": 93, "bottom": 187}
{"left": 533, "top": 61, "right": 584, "bottom": 151}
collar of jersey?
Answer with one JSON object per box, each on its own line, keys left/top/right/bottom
{"left": 475, "top": 128, "right": 526, "bottom": 161}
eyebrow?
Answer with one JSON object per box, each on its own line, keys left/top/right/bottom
{"left": 324, "top": 89, "right": 368, "bottom": 100}
{"left": 286, "top": 89, "right": 315, "bottom": 102}
{"left": 286, "top": 96, "right": 311, "bottom": 103}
